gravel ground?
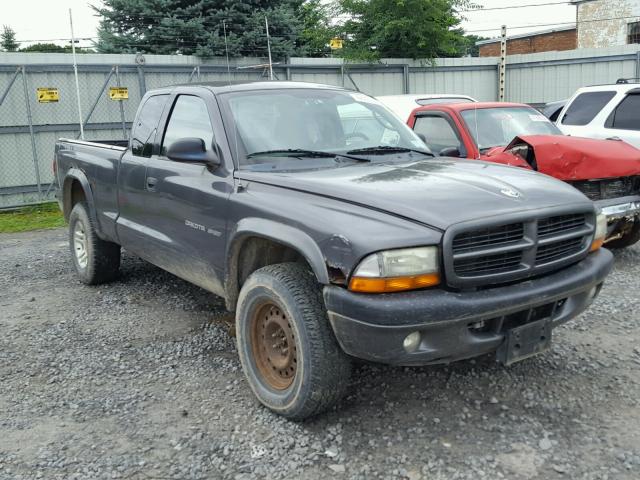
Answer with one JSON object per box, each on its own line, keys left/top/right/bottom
{"left": 1, "top": 228, "right": 639, "bottom": 480}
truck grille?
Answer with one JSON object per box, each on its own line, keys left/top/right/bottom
{"left": 571, "top": 176, "right": 640, "bottom": 201}
{"left": 445, "top": 210, "right": 594, "bottom": 288}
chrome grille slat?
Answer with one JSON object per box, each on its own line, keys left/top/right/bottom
{"left": 452, "top": 239, "right": 534, "bottom": 260}
{"left": 452, "top": 223, "right": 524, "bottom": 252}
{"left": 447, "top": 211, "right": 593, "bottom": 287}
{"left": 537, "top": 226, "right": 592, "bottom": 245}
{"left": 455, "top": 252, "right": 523, "bottom": 276}
{"left": 536, "top": 237, "right": 584, "bottom": 264}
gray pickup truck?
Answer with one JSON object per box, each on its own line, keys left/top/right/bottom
{"left": 55, "top": 81, "right": 613, "bottom": 419}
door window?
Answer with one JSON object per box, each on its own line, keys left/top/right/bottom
{"left": 561, "top": 91, "right": 616, "bottom": 126}
{"left": 606, "top": 94, "right": 640, "bottom": 131}
{"left": 131, "top": 95, "right": 168, "bottom": 157}
{"left": 162, "top": 95, "right": 214, "bottom": 156}
{"left": 413, "top": 115, "right": 462, "bottom": 155}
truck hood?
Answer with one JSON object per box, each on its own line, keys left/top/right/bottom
{"left": 237, "top": 158, "right": 590, "bottom": 231}
{"left": 497, "top": 135, "right": 640, "bottom": 181}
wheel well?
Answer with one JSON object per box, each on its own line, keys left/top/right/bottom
{"left": 64, "top": 179, "right": 86, "bottom": 220}
{"left": 226, "top": 236, "right": 311, "bottom": 311}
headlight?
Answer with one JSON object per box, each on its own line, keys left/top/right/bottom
{"left": 348, "top": 246, "right": 440, "bottom": 293}
{"left": 591, "top": 212, "right": 607, "bottom": 251}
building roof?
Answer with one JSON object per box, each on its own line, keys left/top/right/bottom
{"left": 475, "top": 25, "right": 577, "bottom": 46}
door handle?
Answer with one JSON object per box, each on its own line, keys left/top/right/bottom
{"left": 146, "top": 177, "right": 158, "bottom": 191}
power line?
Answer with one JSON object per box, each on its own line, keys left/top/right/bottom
{"left": 465, "top": 14, "right": 640, "bottom": 33}
{"left": 462, "top": 1, "right": 571, "bottom": 12}
{"left": 17, "top": 37, "right": 96, "bottom": 43}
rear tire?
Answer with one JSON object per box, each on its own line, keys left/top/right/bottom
{"left": 68, "top": 202, "right": 121, "bottom": 285}
{"left": 606, "top": 220, "right": 640, "bottom": 249}
{"left": 235, "top": 262, "right": 352, "bottom": 420}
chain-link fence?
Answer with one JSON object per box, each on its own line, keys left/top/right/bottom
{"left": 1, "top": 47, "right": 639, "bottom": 209}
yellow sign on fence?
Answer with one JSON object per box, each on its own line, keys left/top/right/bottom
{"left": 37, "top": 88, "right": 59, "bottom": 103}
{"left": 329, "top": 38, "right": 343, "bottom": 50}
{"left": 109, "top": 87, "right": 129, "bottom": 100}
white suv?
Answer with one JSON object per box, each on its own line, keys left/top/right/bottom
{"left": 556, "top": 79, "right": 640, "bottom": 149}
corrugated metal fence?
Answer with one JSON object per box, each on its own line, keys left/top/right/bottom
{"left": 1, "top": 45, "right": 639, "bottom": 208}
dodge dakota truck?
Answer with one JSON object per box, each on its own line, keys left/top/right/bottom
{"left": 55, "top": 81, "right": 613, "bottom": 419}
{"left": 399, "top": 101, "right": 640, "bottom": 248}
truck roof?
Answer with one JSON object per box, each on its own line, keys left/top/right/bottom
{"left": 154, "top": 80, "right": 346, "bottom": 95}
{"left": 411, "top": 101, "right": 529, "bottom": 115}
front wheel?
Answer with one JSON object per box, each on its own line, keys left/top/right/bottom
{"left": 235, "top": 263, "right": 352, "bottom": 420}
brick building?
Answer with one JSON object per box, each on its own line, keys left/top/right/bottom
{"left": 573, "top": 0, "right": 640, "bottom": 48}
{"left": 477, "top": 26, "right": 577, "bottom": 57}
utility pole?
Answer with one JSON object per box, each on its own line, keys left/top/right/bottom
{"left": 223, "top": 21, "right": 231, "bottom": 84}
{"left": 69, "top": 9, "right": 84, "bottom": 139}
{"left": 265, "top": 16, "right": 274, "bottom": 80}
{"left": 498, "top": 25, "right": 507, "bottom": 102}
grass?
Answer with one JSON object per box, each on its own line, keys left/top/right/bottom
{"left": 0, "top": 202, "right": 66, "bottom": 233}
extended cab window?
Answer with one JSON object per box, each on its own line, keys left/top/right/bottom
{"left": 131, "top": 95, "right": 168, "bottom": 157}
{"left": 162, "top": 95, "right": 214, "bottom": 156}
{"left": 606, "top": 93, "right": 640, "bottom": 131}
{"left": 413, "top": 115, "right": 462, "bottom": 155}
{"left": 561, "top": 91, "right": 616, "bottom": 126}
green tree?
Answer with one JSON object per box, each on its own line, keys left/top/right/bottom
{"left": 20, "top": 43, "right": 95, "bottom": 54}
{"left": 94, "top": 0, "right": 322, "bottom": 58}
{"left": 1, "top": 25, "right": 19, "bottom": 52}
{"left": 451, "top": 33, "right": 489, "bottom": 57}
{"left": 296, "top": 0, "right": 339, "bottom": 57}
{"left": 335, "top": 0, "right": 475, "bottom": 61}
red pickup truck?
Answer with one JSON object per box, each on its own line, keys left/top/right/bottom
{"left": 402, "top": 102, "right": 640, "bottom": 248}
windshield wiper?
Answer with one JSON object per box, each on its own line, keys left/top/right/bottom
{"left": 346, "top": 146, "right": 434, "bottom": 157}
{"left": 247, "top": 149, "right": 337, "bottom": 158}
{"left": 247, "top": 149, "right": 370, "bottom": 162}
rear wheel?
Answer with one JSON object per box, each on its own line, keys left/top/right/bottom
{"left": 236, "top": 262, "right": 352, "bottom": 420}
{"left": 606, "top": 220, "right": 640, "bottom": 249}
{"left": 68, "top": 202, "right": 121, "bottom": 284}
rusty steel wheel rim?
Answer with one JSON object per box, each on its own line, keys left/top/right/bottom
{"left": 250, "top": 302, "right": 297, "bottom": 390}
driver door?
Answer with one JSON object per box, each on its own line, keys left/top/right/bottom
{"left": 141, "top": 91, "right": 233, "bottom": 296}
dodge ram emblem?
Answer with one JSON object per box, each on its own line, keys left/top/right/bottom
{"left": 500, "top": 187, "right": 521, "bottom": 198}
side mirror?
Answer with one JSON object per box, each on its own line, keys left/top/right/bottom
{"left": 166, "top": 137, "right": 220, "bottom": 168}
{"left": 439, "top": 146, "right": 461, "bottom": 157}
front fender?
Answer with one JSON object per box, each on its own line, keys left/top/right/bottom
{"left": 227, "top": 217, "right": 330, "bottom": 284}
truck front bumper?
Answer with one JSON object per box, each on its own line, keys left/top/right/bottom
{"left": 323, "top": 249, "right": 613, "bottom": 366}
{"left": 597, "top": 195, "right": 640, "bottom": 222}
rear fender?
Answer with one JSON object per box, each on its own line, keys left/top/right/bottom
{"left": 62, "top": 168, "right": 100, "bottom": 232}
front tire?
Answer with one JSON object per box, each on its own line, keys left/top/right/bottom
{"left": 235, "top": 263, "right": 352, "bottom": 420}
{"left": 68, "top": 202, "right": 121, "bottom": 285}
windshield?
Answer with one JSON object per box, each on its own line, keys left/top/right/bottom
{"left": 219, "top": 88, "right": 430, "bottom": 169}
{"left": 460, "top": 106, "right": 562, "bottom": 152}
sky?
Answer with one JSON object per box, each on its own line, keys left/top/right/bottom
{"left": 3, "top": 0, "right": 578, "bottom": 49}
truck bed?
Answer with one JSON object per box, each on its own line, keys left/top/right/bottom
{"left": 55, "top": 137, "right": 129, "bottom": 241}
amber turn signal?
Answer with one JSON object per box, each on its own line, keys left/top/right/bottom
{"left": 590, "top": 212, "right": 607, "bottom": 252}
{"left": 349, "top": 273, "right": 441, "bottom": 293}
{"left": 590, "top": 238, "right": 604, "bottom": 252}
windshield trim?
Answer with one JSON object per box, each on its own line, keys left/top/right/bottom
{"left": 217, "top": 87, "right": 430, "bottom": 170}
